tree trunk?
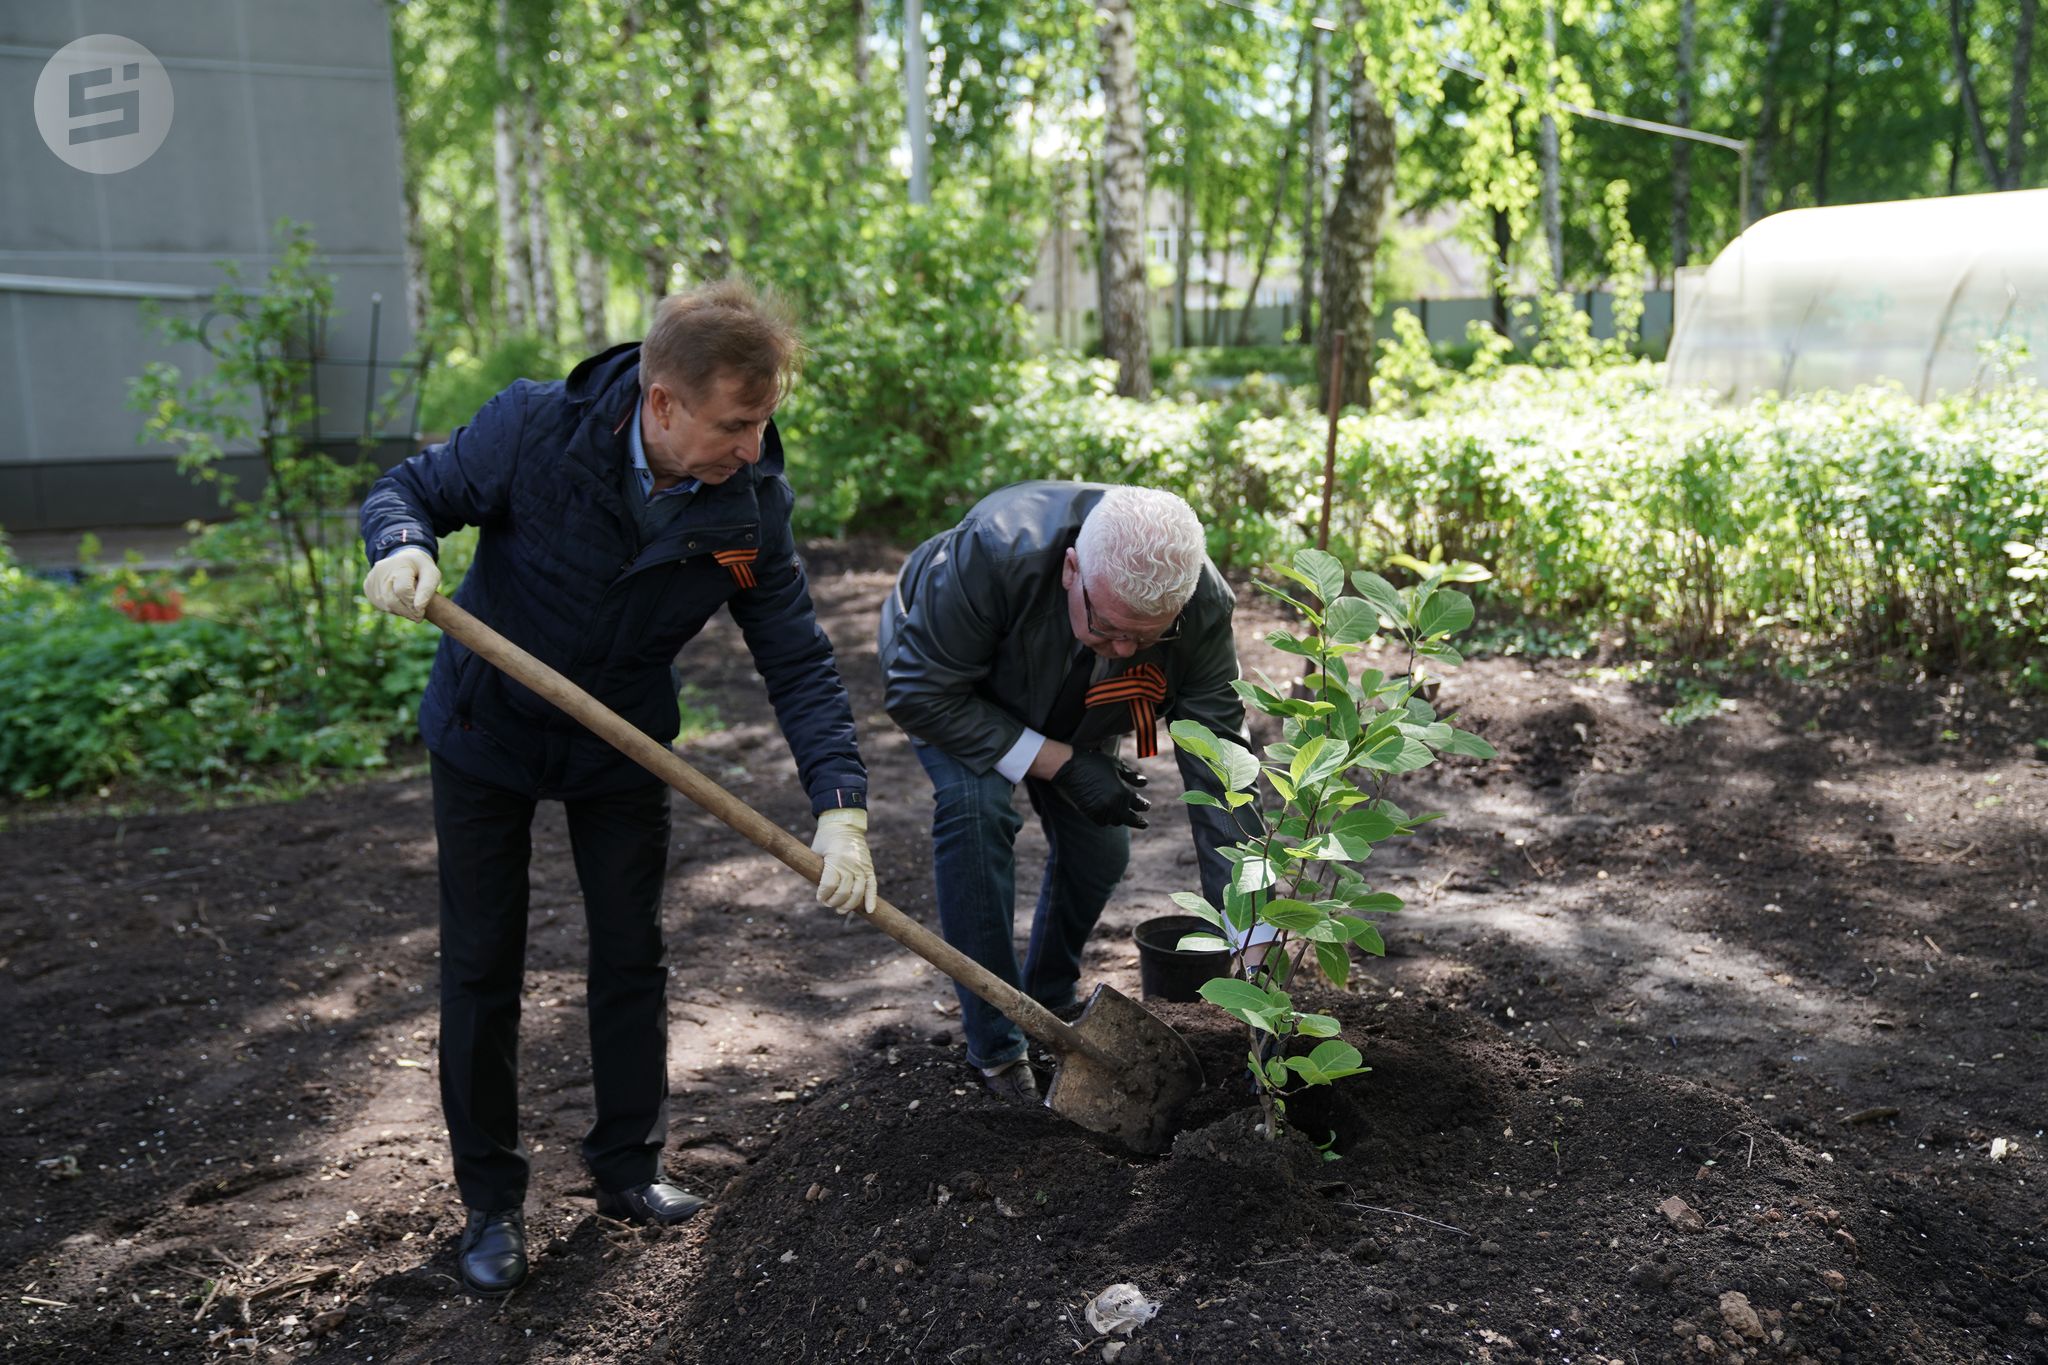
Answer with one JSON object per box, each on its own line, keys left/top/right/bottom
{"left": 1814, "top": 0, "right": 1843, "bottom": 204}
{"left": 644, "top": 250, "right": 670, "bottom": 327}
{"left": 1236, "top": 134, "right": 1296, "bottom": 346}
{"left": 1948, "top": 97, "right": 1966, "bottom": 194}
{"left": 1092, "top": 151, "right": 1112, "bottom": 353}
{"left": 850, "top": 0, "right": 869, "bottom": 172}
{"left": 1052, "top": 160, "right": 1069, "bottom": 348}
{"left": 1749, "top": 0, "right": 1790, "bottom": 224}
{"left": 400, "top": 177, "right": 429, "bottom": 340}
{"left": 1492, "top": 206, "right": 1512, "bottom": 336}
{"left": 1096, "top": 0, "right": 1152, "bottom": 398}
{"left": 1950, "top": 0, "right": 2002, "bottom": 188}
{"left": 2010, "top": 0, "right": 2038, "bottom": 187}
{"left": 689, "top": 4, "right": 730, "bottom": 279}
{"left": 1672, "top": 0, "right": 1697, "bottom": 267}
{"left": 493, "top": 0, "right": 531, "bottom": 335}
{"left": 1174, "top": 173, "right": 1192, "bottom": 349}
{"left": 1300, "top": 25, "right": 1329, "bottom": 344}
{"left": 1539, "top": 3, "right": 1563, "bottom": 284}
{"left": 1319, "top": 26, "right": 1395, "bottom": 410}
{"left": 574, "top": 239, "right": 609, "bottom": 353}
{"left": 524, "top": 88, "right": 559, "bottom": 344}
{"left": 1205, "top": 231, "right": 1227, "bottom": 345}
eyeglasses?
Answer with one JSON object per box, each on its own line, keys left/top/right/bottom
{"left": 1080, "top": 580, "right": 1183, "bottom": 646}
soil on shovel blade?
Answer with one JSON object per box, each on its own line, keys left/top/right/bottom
{"left": 2, "top": 539, "right": 2044, "bottom": 1364}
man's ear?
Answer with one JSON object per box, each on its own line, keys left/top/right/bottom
{"left": 1061, "top": 546, "right": 1077, "bottom": 589}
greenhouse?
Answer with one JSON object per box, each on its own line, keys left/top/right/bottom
{"left": 1666, "top": 188, "right": 2048, "bottom": 401}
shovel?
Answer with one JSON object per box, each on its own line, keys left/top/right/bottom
{"left": 424, "top": 596, "right": 1204, "bottom": 1154}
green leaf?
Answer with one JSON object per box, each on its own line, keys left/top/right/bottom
{"left": 1301, "top": 736, "right": 1348, "bottom": 786}
{"left": 1259, "top": 898, "right": 1325, "bottom": 932}
{"left": 1295, "top": 1012, "right": 1342, "bottom": 1038}
{"left": 1345, "top": 891, "right": 1405, "bottom": 915}
{"left": 1361, "top": 736, "right": 1433, "bottom": 773}
{"left": 1168, "top": 891, "right": 1224, "bottom": 929}
{"left": 1304, "top": 915, "right": 1355, "bottom": 943}
{"left": 1308, "top": 1039, "right": 1365, "bottom": 1073}
{"left": 1314, "top": 939, "right": 1351, "bottom": 988}
{"left": 1222, "top": 884, "right": 1256, "bottom": 933}
{"left": 1230, "top": 679, "right": 1284, "bottom": 713}
{"left": 1328, "top": 684, "right": 1362, "bottom": 741}
{"left": 1265, "top": 629, "right": 1319, "bottom": 658}
{"left": 1330, "top": 804, "right": 1397, "bottom": 849}
{"left": 1264, "top": 769, "right": 1298, "bottom": 805}
{"left": 1214, "top": 736, "right": 1260, "bottom": 792}
{"left": 1288, "top": 735, "right": 1327, "bottom": 788}
{"left": 1414, "top": 587, "right": 1474, "bottom": 639}
{"left": 1292, "top": 548, "right": 1347, "bottom": 605}
{"left": 1352, "top": 572, "right": 1406, "bottom": 629}
{"left": 1399, "top": 720, "right": 1455, "bottom": 747}
{"left": 1198, "top": 976, "right": 1276, "bottom": 1023}
{"left": 1349, "top": 918, "right": 1387, "bottom": 956}
{"left": 1234, "top": 856, "right": 1278, "bottom": 894}
{"left": 1440, "top": 728, "right": 1498, "bottom": 759}
{"left": 1270, "top": 562, "right": 1323, "bottom": 597}
{"left": 1177, "top": 933, "right": 1233, "bottom": 953}
{"left": 1264, "top": 1058, "right": 1291, "bottom": 1089}
{"left": 1169, "top": 719, "right": 1220, "bottom": 765}
{"left": 1324, "top": 597, "right": 1381, "bottom": 644}
{"left": 1181, "top": 790, "right": 1223, "bottom": 808}
{"left": 1356, "top": 727, "right": 1411, "bottom": 768}
{"left": 1252, "top": 577, "right": 1324, "bottom": 625}
{"left": 1282, "top": 1046, "right": 1367, "bottom": 1086}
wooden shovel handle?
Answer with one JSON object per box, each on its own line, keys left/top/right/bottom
{"left": 422, "top": 595, "right": 1102, "bottom": 1063}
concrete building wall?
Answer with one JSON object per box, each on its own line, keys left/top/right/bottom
{"left": 0, "top": 2, "right": 413, "bottom": 531}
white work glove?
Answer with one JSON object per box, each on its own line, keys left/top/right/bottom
{"left": 362, "top": 546, "right": 441, "bottom": 621}
{"left": 810, "top": 807, "right": 877, "bottom": 914}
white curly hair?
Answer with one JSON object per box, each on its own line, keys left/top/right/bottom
{"left": 1073, "top": 486, "right": 1207, "bottom": 617}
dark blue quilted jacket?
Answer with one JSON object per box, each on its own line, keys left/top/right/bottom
{"left": 359, "top": 341, "right": 867, "bottom": 810}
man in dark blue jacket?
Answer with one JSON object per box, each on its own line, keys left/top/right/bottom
{"left": 359, "top": 280, "right": 874, "bottom": 1294}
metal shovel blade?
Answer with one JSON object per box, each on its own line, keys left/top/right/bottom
{"left": 1043, "top": 984, "right": 1204, "bottom": 1155}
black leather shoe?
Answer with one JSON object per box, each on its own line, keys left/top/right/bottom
{"left": 457, "top": 1207, "right": 527, "bottom": 1294}
{"left": 595, "top": 1181, "right": 707, "bottom": 1226}
{"left": 978, "top": 1058, "right": 1042, "bottom": 1104}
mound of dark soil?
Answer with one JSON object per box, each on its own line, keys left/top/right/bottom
{"left": 679, "top": 991, "right": 2045, "bottom": 1364}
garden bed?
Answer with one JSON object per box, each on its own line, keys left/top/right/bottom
{"left": 2, "top": 544, "right": 2043, "bottom": 1363}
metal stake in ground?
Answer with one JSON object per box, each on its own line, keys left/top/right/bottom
{"left": 421, "top": 594, "right": 1204, "bottom": 1154}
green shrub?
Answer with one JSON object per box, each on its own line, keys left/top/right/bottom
{"left": 767, "top": 189, "right": 1038, "bottom": 539}
{"left": 958, "top": 362, "right": 2048, "bottom": 676}
{"left": 0, "top": 546, "right": 437, "bottom": 798}
{"left": 419, "top": 332, "right": 565, "bottom": 436}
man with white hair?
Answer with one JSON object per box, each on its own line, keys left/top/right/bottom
{"left": 878, "top": 481, "right": 1260, "bottom": 1099}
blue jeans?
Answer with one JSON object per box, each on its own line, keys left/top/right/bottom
{"left": 914, "top": 744, "right": 1131, "bottom": 1069}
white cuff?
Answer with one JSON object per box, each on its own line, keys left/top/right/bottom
{"left": 993, "top": 728, "right": 1047, "bottom": 785}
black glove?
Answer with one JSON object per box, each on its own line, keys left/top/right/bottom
{"left": 1051, "top": 750, "right": 1151, "bottom": 828}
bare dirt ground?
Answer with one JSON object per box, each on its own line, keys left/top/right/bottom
{"left": 4, "top": 541, "right": 2044, "bottom": 1364}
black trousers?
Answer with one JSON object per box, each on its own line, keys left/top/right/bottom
{"left": 430, "top": 754, "right": 673, "bottom": 1212}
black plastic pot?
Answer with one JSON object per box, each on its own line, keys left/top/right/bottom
{"left": 1132, "top": 914, "right": 1233, "bottom": 1002}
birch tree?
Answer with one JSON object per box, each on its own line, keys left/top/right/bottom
{"left": 1097, "top": 0, "right": 1151, "bottom": 399}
